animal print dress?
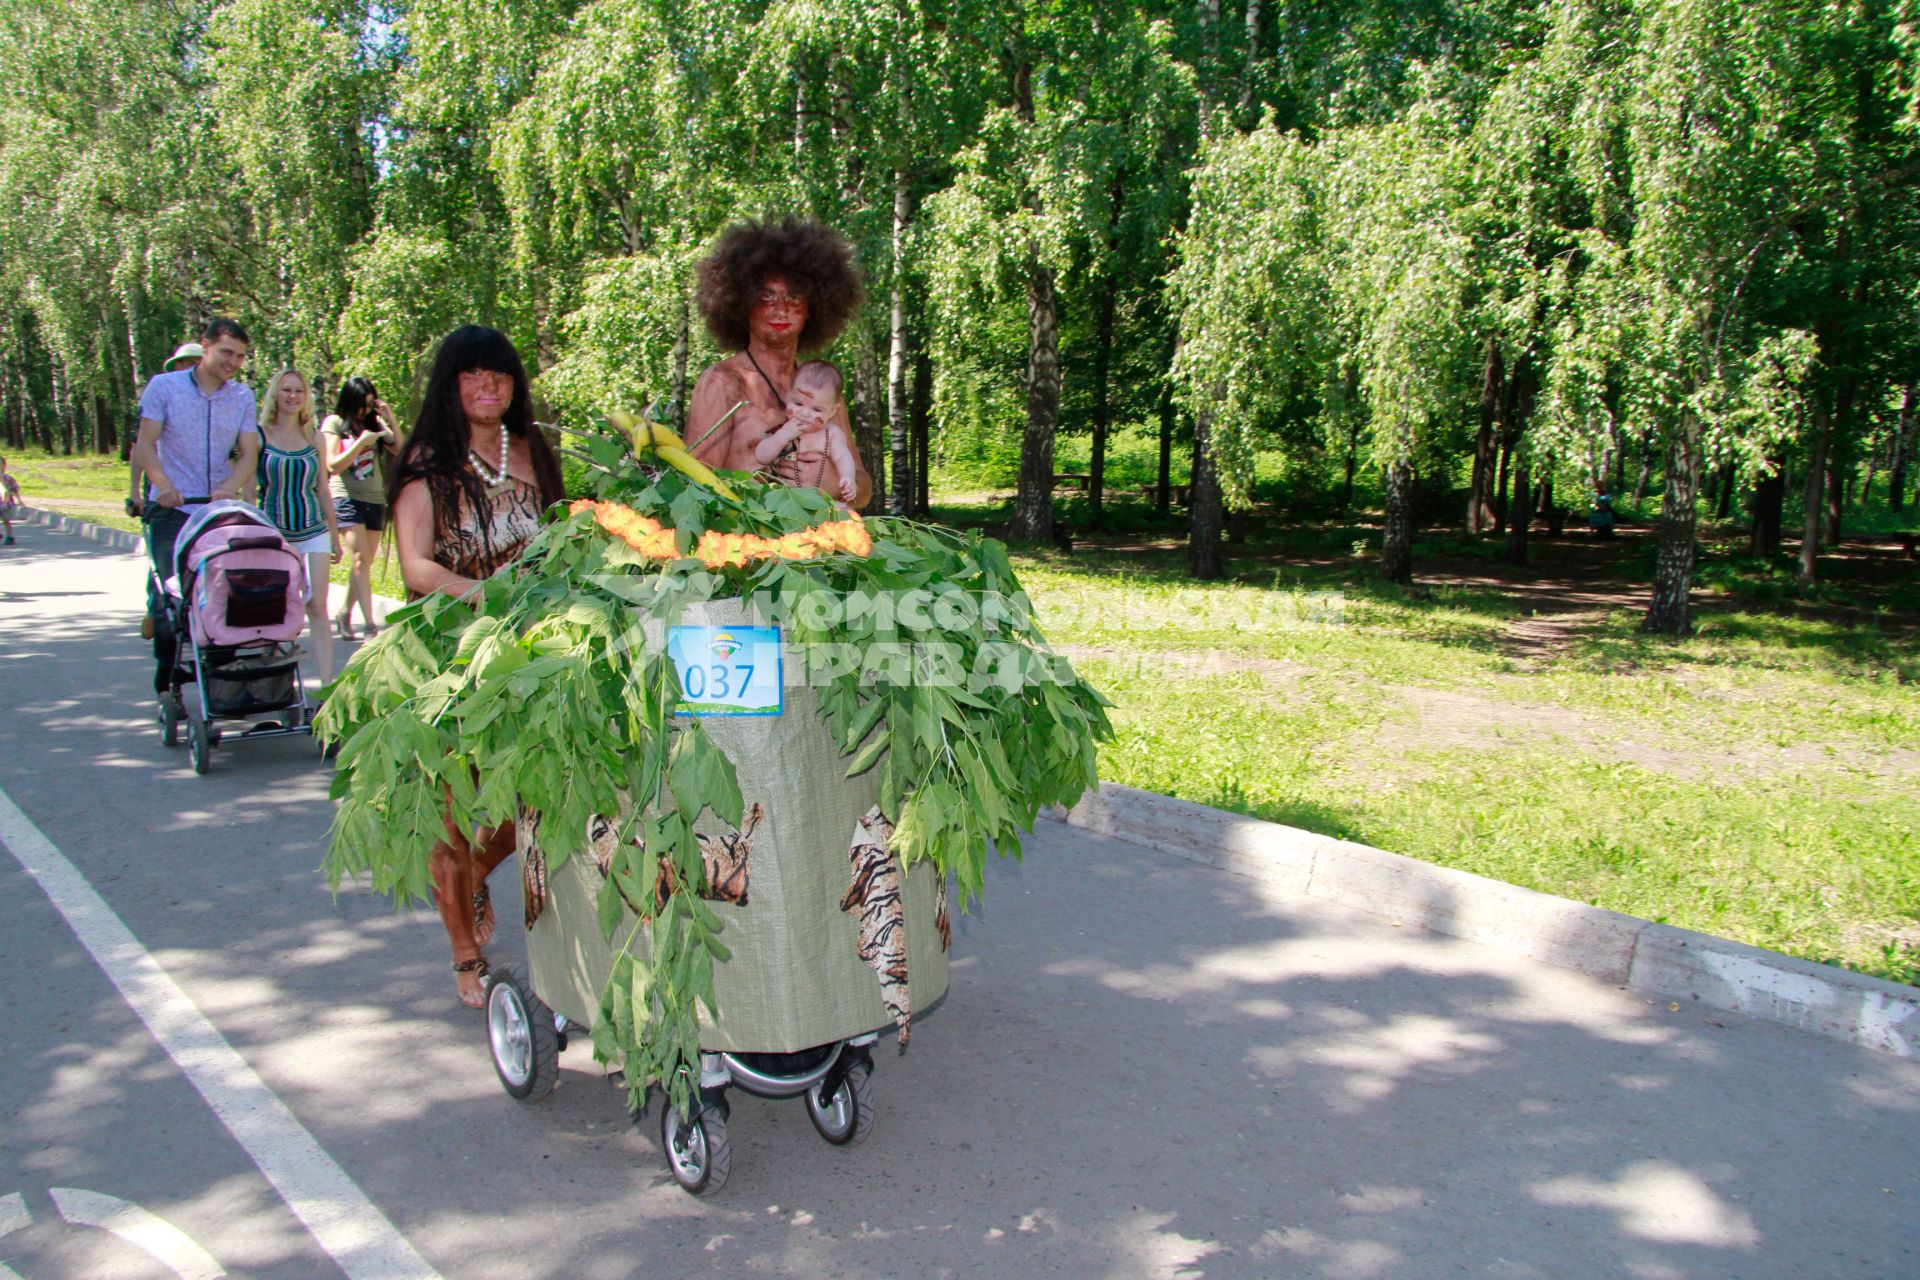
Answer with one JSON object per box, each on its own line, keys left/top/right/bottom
{"left": 433, "top": 475, "right": 545, "bottom": 583}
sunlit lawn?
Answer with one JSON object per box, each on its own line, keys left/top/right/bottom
{"left": 1007, "top": 536, "right": 1919, "bottom": 985}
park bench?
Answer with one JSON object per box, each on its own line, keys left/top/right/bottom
{"left": 1050, "top": 473, "right": 1089, "bottom": 493}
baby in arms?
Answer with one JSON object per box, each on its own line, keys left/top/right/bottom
{"left": 753, "top": 360, "right": 858, "bottom": 504}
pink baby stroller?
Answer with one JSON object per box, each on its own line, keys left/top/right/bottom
{"left": 153, "top": 501, "right": 315, "bottom": 773}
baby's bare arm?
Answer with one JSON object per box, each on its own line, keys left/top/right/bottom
{"left": 753, "top": 416, "right": 806, "bottom": 464}
{"left": 826, "top": 427, "right": 857, "bottom": 481}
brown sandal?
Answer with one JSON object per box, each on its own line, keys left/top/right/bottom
{"left": 453, "top": 956, "right": 490, "bottom": 1008}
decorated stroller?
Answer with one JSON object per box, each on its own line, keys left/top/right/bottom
{"left": 153, "top": 500, "right": 315, "bottom": 773}
{"left": 485, "top": 600, "right": 951, "bottom": 1196}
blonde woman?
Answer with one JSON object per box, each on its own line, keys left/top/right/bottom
{"left": 256, "top": 369, "right": 340, "bottom": 686}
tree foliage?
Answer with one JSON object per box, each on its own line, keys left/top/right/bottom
{"left": 2, "top": 0, "right": 1916, "bottom": 616}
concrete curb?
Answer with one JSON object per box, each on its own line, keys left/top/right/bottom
{"left": 20, "top": 506, "right": 146, "bottom": 554}
{"left": 1056, "top": 783, "right": 1918, "bottom": 1059}
{"left": 28, "top": 507, "right": 1916, "bottom": 1059}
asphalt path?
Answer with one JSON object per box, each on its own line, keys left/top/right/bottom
{"left": 1, "top": 518, "right": 1916, "bottom": 1280}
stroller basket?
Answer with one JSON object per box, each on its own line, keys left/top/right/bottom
{"left": 201, "top": 649, "right": 300, "bottom": 718}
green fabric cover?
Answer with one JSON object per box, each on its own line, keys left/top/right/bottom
{"left": 519, "top": 599, "right": 950, "bottom": 1054}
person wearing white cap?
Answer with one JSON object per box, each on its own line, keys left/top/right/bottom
{"left": 127, "top": 342, "right": 206, "bottom": 527}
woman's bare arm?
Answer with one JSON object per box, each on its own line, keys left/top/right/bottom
{"left": 325, "top": 420, "right": 382, "bottom": 477}
{"left": 392, "top": 480, "right": 478, "bottom": 600}
{"left": 311, "top": 424, "right": 341, "bottom": 551}
{"left": 686, "top": 367, "right": 743, "bottom": 468}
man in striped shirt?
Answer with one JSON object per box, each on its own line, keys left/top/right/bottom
{"left": 131, "top": 317, "right": 259, "bottom": 691}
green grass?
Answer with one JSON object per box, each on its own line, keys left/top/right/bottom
{"left": 1015, "top": 543, "right": 1920, "bottom": 985}
{"left": 22, "top": 443, "right": 1920, "bottom": 982}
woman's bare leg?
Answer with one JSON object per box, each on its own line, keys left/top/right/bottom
{"left": 306, "top": 551, "right": 333, "bottom": 684}
{"left": 349, "top": 525, "right": 378, "bottom": 629}
{"left": 432, "top": 813, "right": 487, "bottom": 1007}
{"left": 468, "top": 820, "right": 516, "bottom": 947}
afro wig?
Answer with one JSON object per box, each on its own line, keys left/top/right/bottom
{"left": 695, "top": 217, "right": 864, "bottom": 353}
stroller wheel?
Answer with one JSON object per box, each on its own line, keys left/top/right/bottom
{"left": 158, "top": 695, "right": 182, "bottom": 748}
{"left": 187, "top": 716, "right": 211, "bottom": 775}
{"left": 661, "top": 1102, "right": 731, "bottom": 1196}
{"left": 805, "top": 1061, "right": 874, "bottom": 1147}
{"left": 486, "top": 968, "right": 560, "bottom": 1103}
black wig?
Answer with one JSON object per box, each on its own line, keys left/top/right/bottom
{"left": 387, "top": 325, "right": 564, "bottom": 534}
{"left": 694, "top": 217, "right": 864, "bottom": 353}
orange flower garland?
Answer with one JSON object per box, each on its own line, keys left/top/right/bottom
{"left": 570, "top": 498, "right": 873, "bottom": 568}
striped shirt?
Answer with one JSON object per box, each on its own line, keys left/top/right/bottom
{"left": 136, "top": 367, "right": 257, "bottom": 501}
{"left": 256, "top": 444, "right": 328, "bottom": 542}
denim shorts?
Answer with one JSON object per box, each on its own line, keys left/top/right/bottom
{"left": 334, "top": 497, "right": 387, "bottom": 532}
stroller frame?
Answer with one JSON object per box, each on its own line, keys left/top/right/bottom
{"left": 484, "top": 960, "right": 883, "bottom": 1196}
{"left": 152, "top": 502, "right": 315, "bottom": 773}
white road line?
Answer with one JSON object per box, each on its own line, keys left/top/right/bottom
{"left": 0, "top": 1193, "right": 25, "bottom": 1239}
{"left": 0, "top": 1191, "right": 25, "bottom": 1280}
{"left": 0, "top": 786, "right": 443, "bottom": 1280}
{"left": 52, "top": 1188, "right": 226, "bottom": 1280}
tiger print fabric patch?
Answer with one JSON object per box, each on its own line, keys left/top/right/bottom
{"left": 521, "top": 809, "right": 547, "bottom": 931}
{"left": 692, "top": 803, "right": 760, "bottom": 907}
{"left": 842, "top": 806, "right": 912, "bottom": 1046}
{"left": 519, "top": 804, "right": 762, "bottom": 929}
{"left": 935, "top": 873, "right": 951, "bottom": 952}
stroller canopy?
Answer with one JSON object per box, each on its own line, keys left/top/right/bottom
{"left": 171, "top": 500, "right": 284, "bottom": 585}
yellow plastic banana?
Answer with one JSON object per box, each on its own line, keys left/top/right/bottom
{"left": 656, "top": 444, "right": 739, "bottom": 501}
{"left": 609, "top": 408, "right": 737, "bottom": 500}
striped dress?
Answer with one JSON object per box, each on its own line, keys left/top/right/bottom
{"left": 256, "top": 443, "right": 327, "bottom": 543}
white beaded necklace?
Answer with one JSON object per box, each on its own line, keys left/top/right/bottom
{"left": 468, "top": 422, "right": 511, "bottom": 491}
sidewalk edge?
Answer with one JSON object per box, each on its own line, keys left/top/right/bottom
{"left": 23, "top": 506, "right": 410, "bottom": 617}
{"left": 1054, "top": 782, "right": 1917, "bottom": 1058}
{"left": 21, "top": 505, "right": 145, "bottom": 553}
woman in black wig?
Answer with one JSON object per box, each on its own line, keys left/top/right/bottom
{"left": 388, "top": 324, "right": 564, "bottom": 1006}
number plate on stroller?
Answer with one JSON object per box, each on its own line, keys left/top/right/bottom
{"left": 667, "top": 625, "right": 783, "bottom": 717}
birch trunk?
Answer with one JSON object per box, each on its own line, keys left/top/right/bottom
{"left": 855, "top": 331, "right": 886, "bottom": 517}
{"left": 910, "top": 347, "right": 932, "bottom": 517}
{"left": 1381, "top": 460, "right": 1414, "bottom": 584}
{"left": 1888, "top": 384, "right": 1913, "bottom": 510}
{"left": 887, "top": 171, "right": 911, "bottom": 516}
{"left": 1008, "top": 263, "right": 1060, "bottom": 543}
{"left": 1644, "top": 424, "right": 1702, "bottom": 635}
{"left": 1749, "top": 454, "right": 1785, "bottom": 555}
{"left": 1188, "top": 405, "right": 1225, "bottom": 577}
{"left": 1468, "top": 338, "right": 1502, "bottom": 533}
{"left": 1797, "top": 397, "right": 1830, "bottom": 589}
{"left": 1506, "top": 456, "right": 1532, "bottom": 565}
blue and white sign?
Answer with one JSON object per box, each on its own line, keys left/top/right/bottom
{"left": 667, "top": 625, "right": 784, "bottom": 717}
